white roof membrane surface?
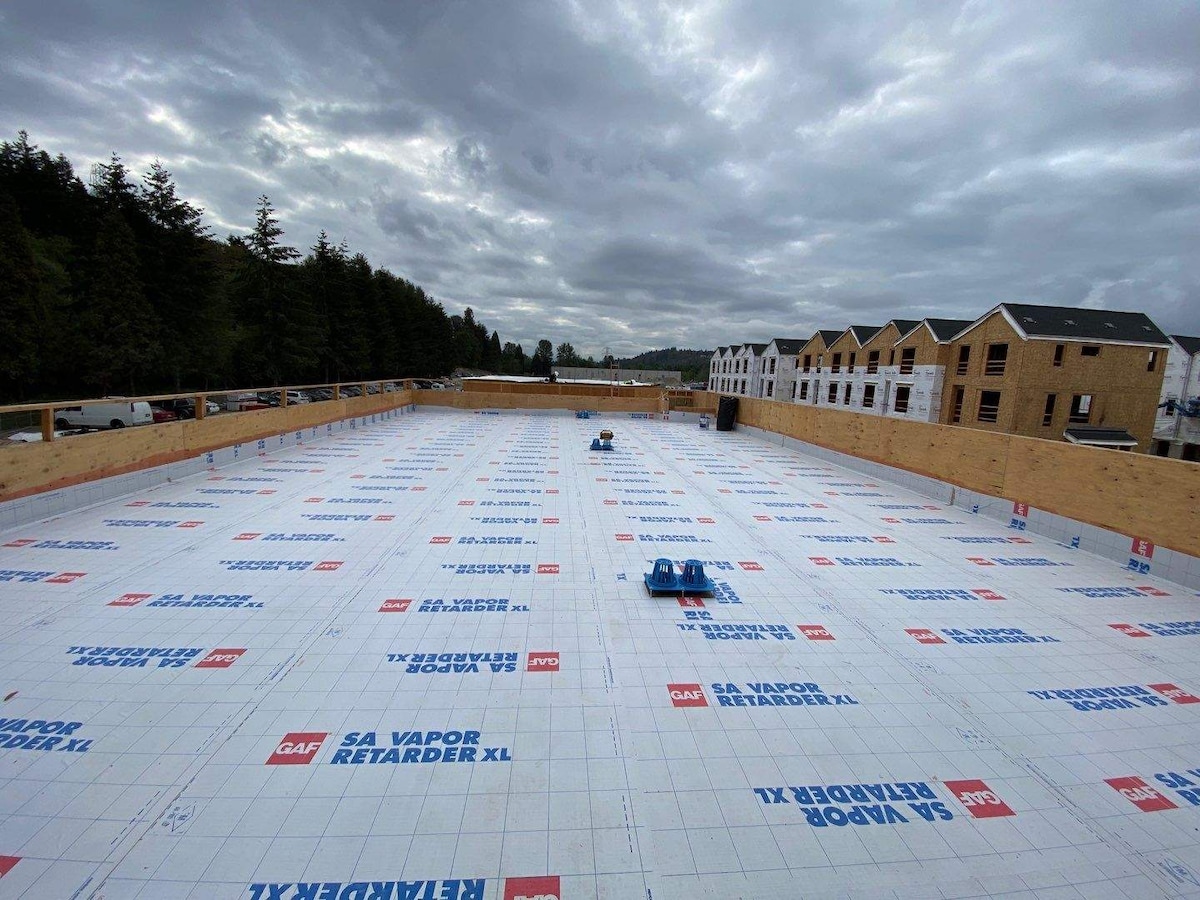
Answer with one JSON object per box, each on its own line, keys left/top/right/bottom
{"left": 1, "top": 410, "right": 1199, "bottom": 899}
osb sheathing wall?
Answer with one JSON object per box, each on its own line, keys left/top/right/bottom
{"left": 413, "top": 389, "right": 664, "bottom": 414}
{"left": 0, "top": 391, "right": 415, "bottom": 502}
{"left": 733, "top": 394, "right": 1200, "bottom": 557}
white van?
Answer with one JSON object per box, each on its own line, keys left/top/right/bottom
{"left": 54, "top": 399, "right": 154, "bottom": 430}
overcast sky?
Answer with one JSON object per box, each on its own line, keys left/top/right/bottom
{"left": 2, "top": 1, "right": 1197, "bottom": 357}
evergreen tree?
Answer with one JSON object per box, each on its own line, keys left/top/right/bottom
{"left": 0, "top": 193, "right": 42, "bottom": 397}
{"left": 485, "top": 330, "right": 503, "bottom": 372}
{"left": 532, "top": 339, "right": 553, "bottom": 377}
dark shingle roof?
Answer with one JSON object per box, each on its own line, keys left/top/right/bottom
{"left": 1172, "top": 335, "right": 1200, "bottom": 356}
{"left": 745, "top": 343, "right": 768, "bottom": 354}
{"left": 849, "top": 325, "right": 883, "bottom": 345}
{"left": 714, "top": 346, "right": 728, "bottom": 355}
{"left": 889, "top": 319, "right": 920, "bottom": 337}
{"left": 818, "top": 330, "right": 843, "bottom": 347}
{"left": 924, "top": 318, "right": 974, "bottom": 341}
{"left": 1000, "top": 304, "right": 1169, "bottom": 345}
{"left": 769, "top": 338, "right": 807, "bottom": 354}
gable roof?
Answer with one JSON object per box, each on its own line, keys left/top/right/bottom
{"left": 923, "top": 318, "right": 974, "bottom": 342}
{"left": 889, "top": 319, "right": 920, "bottom": 337}
{"left": 848, "top": 325, "right": 883, "bottom": 346}
{"left": 767, "top": 338, "right": 807, "bottom": 355}
{"left": 818, "top": 329, "right": 843, "bottom": 347}
{"left": 714, "top": 346, "right": 728, "bottom": 356}
{"left": 992, "top": 304, "right": 1169, "bottom": 345}
{"left": 1172, "top": 335, "right": 1200, "bottom": 356}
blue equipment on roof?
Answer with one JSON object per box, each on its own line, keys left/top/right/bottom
{"left": 589, "top": 429, "right": 615, "bottom": 451}
{"left": 644, "top": 558, "right": 680, "bottom": 593}
{"left": 679, "top": 559, "right": 715, "bottom": 593}
{"left": 576, "top": 410, "right": 591, "bottom": 419}
{"left": 644, "top": 557, "right": 714, "bottom": 595}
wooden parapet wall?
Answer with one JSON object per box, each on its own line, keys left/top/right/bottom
{"left": 413, "top": 389, "right": 664, "bottom": 414}
{"left": 0, "top": 391, "right": 414, "bottom": 502}
{"left": 731, "top": 395, "right": 1200, "bottom": 557}
{"left": 461, "top": 380, "right": 664, "bottom": 400}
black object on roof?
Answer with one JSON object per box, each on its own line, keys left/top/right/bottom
{"left": 746, "top": 343, "right": 768, "bottom": 354}
{"left": 888, "top": 319, "right": 921, "bottom": 338}
{"left": 1000, "top": 304, "right": 1169, "bottom": 345}
{"left": 769, "top": 339, "right": 807, "bottom": 354}
{"left": 1063, "top": 426, "right": 1139, "bottom": 448}
{"left": 1172, "top": 335, "right": 1200, "bottom": 356}
{"left": 849, "top": 325, "right": 883, "bottom": 345}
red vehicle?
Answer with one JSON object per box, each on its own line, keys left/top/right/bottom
{"left": 150, "top": 406, "right": 179, "bottom": 424}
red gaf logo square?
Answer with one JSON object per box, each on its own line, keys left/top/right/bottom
{"left": 697, "top": 517, "right": 715, "bottom": 524}
{"left": 670, "top": 490, "right": 685, "bottom": 495}
{"left": 1137, "top": 586, "right": 1169, "bottom": 596}
{"left": 195, "top": 648, "right": 246, "bottom": 669}
{"left": 967, "top": 557, "right": 995, "bottom": 566}
{"left": 1149, "top": 683, "right": 1200, "bottom": 704}
{"left": 126, "top": 500, "right": 150, "bottom": 507}
{"left": 872, "top": 536, "right": 895, "bottom": 543}
{"left": 595, "top": 477, "right": 608, "bottom": 482}
{"left": 351, "top": 474, "right": 366, "bottom": 479}
{"left": 972, "top": 589, "right": 1005, "bottom": 601}
{"left": 503, "top": 875, "right": 560, "bottom": 900}
{"left": 809, "top": 557, "right": 835, "bottom": 566}
{"left": 945, "top": 780, "right": 1015, "bottom": 818}
{"left": 545, "top": 489, "right": 559, "bottom": 495}
{"left": 234, "top": 533, "right": 261, "bottom": 541}
{"left": 476, "top": 477, "right": 490, "bottom": 482}
{"left": 542, "top": 518, "right": 559, "bottom": 525}
{"left": 430, "top": 536, "right": 452, "bottom": 544}
{"left": 537, "top": 564, "right": 560, "bottom": 575}
{"left": 177, "top": 521, "right": 204, "bottom": 528}
{"left": 373, "top": 515, "right": 395, "bottom": 522}
{"left": 548, "top": 470, "right": 558, "bottom": 475}
{"left": 799, "top": 625, "right": 835, "bottom": 641}
{"left": 1012, "top": 501, "right": 1029, "bottom": 517}
{"left": 812, "top": 503, "right": 828, "bottom": 509}
{"left": 458, "top": 500, "right": 476, "bottom": 506}
{"left": 2, "top": 539, "right": 35, "bottom": 548}
{"left": 313, "top": 561, "right": 343, "bottom": 571}
{"left": 305, "top": 497, "right": 324, "bottom": 503}
{"left": 411, "top": 486, "right": 426, "bottom": 492}
{"left": 668, "top": 683, "right": 708, "bottom": 707}
{"left": 718, "top": 488, "right": 732, "bottom": 494}
{"left": 109, "top": 593, "right": 151, "bottom": 607}
{"left": 753, "top": 515, "right": 772, "bottom": 522}
{"left": 1106, "top": 776, "right": 1178, "bottom": 812}
{"left": 1109, "top": 623, "right": 1150, "bottom": 638}
{"left": 379, "top": 598, "right": 412, "bottom": 612}
{"left": 738, "top": 561, "right": 763, "bottom": 571}
{"left": 1007, "top": 537, "right": 1032, "bottom": 544}
{"left": 678, "top": 597, "right": 705, "bottom": 608}
{"left": 436, "top": 467, "right": 449, "bottom": 472}
{"left": 1131, "top": 537, "right": 1154, "bottom": 559}
{"left": 603, "top": 500, "right": 618, "bottom": 506}
{"left": 266, "top": 732, "right": 328, "bottom": 765}
{"left": 0, "top": 856, "right": 19, "bottom": 878}
{"left": 45, "top": 572, "right": 85, "bottom": 584}
{"left": 882, "top": 517, "right": 901, "bottom": 524}
{"left": 906, "top": 628, "right": 946, "bottom": 644}
{"left": 527, "top": 652, "right": 560, "bottom": 672}
{"left": 257, "top": 489, "right": 276, "bottom": 495}
{"left": 616, "top": 534, "right": 634, "bottom": 542}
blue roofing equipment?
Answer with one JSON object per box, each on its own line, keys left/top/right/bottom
{"left": 699, "top": 414, "right": 710, "bottom": 429}
{"left": 679, "top": 559, "right": 715, "bottom": 593}
{"left": 644, "top": 557, "right": 681, "bottom": 593}
{"left": 589, "top": 429, "right": 614, "bottom": 451}
{"left": 576, "top": 410, "right": 591, "bottom": 419}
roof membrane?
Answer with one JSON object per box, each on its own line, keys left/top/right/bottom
{"left": 1, "top": 410, "right": 1198, "bottom": 899}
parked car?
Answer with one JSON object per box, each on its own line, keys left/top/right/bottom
{"left": 54, "top": 400, "right": 153, "bottom": 430}
{"left": 340, "top": 385, "right": 362, "bottom": 397}
{"left": 150, "top": 406, "right": 179, "bottom": 424}
{"left": 155, "top": 398, "right": 219, "bottom": 419}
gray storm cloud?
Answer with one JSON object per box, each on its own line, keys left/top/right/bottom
{"left": 1, "top": 0, "right": 1196, "bottom": 356}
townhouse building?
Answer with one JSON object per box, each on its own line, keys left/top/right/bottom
{"left": 710, "top": 303, "right": 1177, "bottom": 451}
{"left": 938, "top": 304, "right": 1169, "bottom": 449}
{"left": 1152, "top": 335, "right": 1200, "bottom": 460}
{"left": 758, "top": 339, "right": 806, "bottom": 400}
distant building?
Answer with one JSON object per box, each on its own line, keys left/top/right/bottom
{"left": 552, "top": 366, "right": 682, "bottom": 384}
{"left": 1152, "top": 335, "right": 1200, "bottom": 460}
{"left": 713, "top": 303, "right": 1173, "bottom": 450}
{"left": 758, "top": 339, "right": 806, "bottom": 400}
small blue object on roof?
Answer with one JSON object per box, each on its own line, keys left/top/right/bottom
{"left": 576, "top": 410, "right": 591, "bottom": 419}
{"left": 645, "top": 557, "right": 680, "bottom": 593}
{"left": 679, "top": 559, "right": 715, "bottom": 593}
{"left": 699, "top": 414, "right": 710, "bottom": 429}
{"left": 589, "top": 429, "right": 615, "bottom": 451}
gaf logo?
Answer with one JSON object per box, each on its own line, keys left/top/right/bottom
{"left": 195, "top": 648, "right": 246, "bottom": 669}
{"left": 109, "top": 593, "right": 152, "bottom": 607}
{"left": 1012, "top": 502, "right": 1030, "bottom": 517}
{"left": 430, "top": 536, "right": 452, "bottom": 544}
{"left": 266, "top": 732, "right": 328, "bottom": 765}
{"left": 45, "top": 572, "right": 86, "bottom": 584}
{"left": 374, "top": 515, "right": 395, "bottom": 522}
{"left": 668, "top": 683, "right": 708, "bottom": 707}
{"left": 536, "top": 564, "right": 559, "bottom": 575}
{"left": 504, "top": 875, "right": 560, "bottom": 900}
{"left": 738, "top": 561, "right": 763, "bottom": 571}
{"left": 678, "top": 597, "right": 705, "bottom": 608}
{"left": 616, "top": 534, "right": 634, "bottom": 542}
{"left": 799, "top": 625, "right": 835, "bottom": 641}
{"left": 380, "top": 599, "right": 412, "bottom": 613}
{"left": 973, "top": 589, "right": 1005, "bottom": 601}
{"left": 944, "top": 780, "right": 1015, "bottom": 818}
{"left": 313, "top": 561, "right": 343, "bottom": 571}
{"left": 542, "top": 517, "right": 559, "bottom": 524}
{"left": 0, "top": 856, "right": 19, "bottom": 878}
{"left": 906, "top": 628, "right": 947, "bottom": 645}
{"left": 1150, "top": 683, "right": 1200, "bottom": 704}
{"left": 697, "top": 517, "right": 715, "bottom": 524}
{"left": 458, "top": 500, "right": 476, "bottom": 506}
{"left": 810, "top": 557, "right": 835, "bottom": 566}
{"left": 234, "top": 533, "right": 262, "bottom": 541}
{"left": 1106, "top": 776, "right": 1178, "bottom": 812}
{"left": 527, "top": 652, "right": 560, "bottom": 672}
{"left": 1109, "top": 623, "right": 1151, "bottom": 638}
{"left": 1131, "top": 537, "right": 1154, "bottom": 559}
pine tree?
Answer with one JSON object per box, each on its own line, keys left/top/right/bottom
{"left": 0, "top": 193, "right": 42, "bottom": 396}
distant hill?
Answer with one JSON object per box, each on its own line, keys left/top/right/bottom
{"left": 617, "top": 348, "right": 712, "bottom": 382}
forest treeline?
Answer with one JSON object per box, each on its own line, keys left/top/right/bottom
{"left": 1, "top": 132, "right": 707, "bottom": 403}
